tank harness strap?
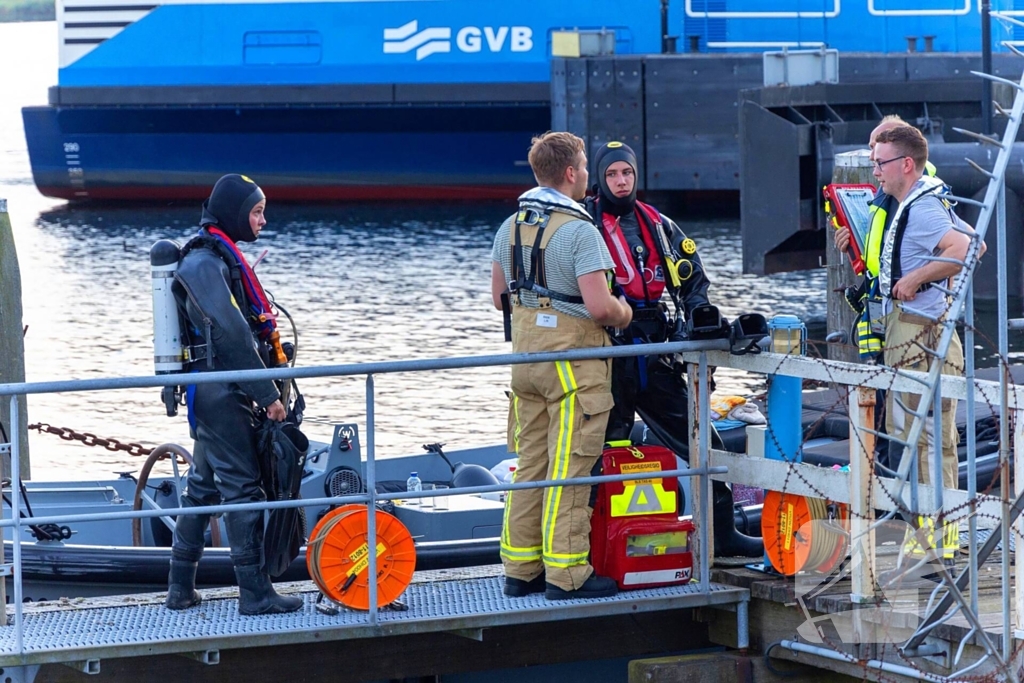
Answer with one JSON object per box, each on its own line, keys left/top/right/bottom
{"left": 508, "top": 209, "right": 585, "bottom": 306}
{"left": 178, "top": 233, "right": 252, "bottom": 368}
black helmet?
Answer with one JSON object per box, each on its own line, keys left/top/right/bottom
{"left": 450, "top": 463, "right": 500, "bottom": 489}
{"left": 200, "top": 174, "right": 265, "bottom": 243}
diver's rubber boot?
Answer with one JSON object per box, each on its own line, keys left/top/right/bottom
{"left": 165, "top": 559, "right": 202, "bottom": 610}
{"left": 234, "top": 564, "right": 303, "bottom": 615}
{"left": 712, "top": 480, "right": 763, "bottom": 558}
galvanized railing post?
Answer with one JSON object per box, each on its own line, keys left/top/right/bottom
{"left": 0, "top": 398, "right": 8, "bottom": 626}
{"left": 697, "top": 352, "right": 711, "bottom": 594}
{"left": 965, "top": 281, "right": 979, "bottom": 616}
{"left": 1015, "top": 407, "right": 1024, "bottom": 642}
{"left": 996, "top": 180, "right": 1012, "bottom": 661}
{"left": 9, "top": 396, "right": 22, "bottom": 653}
{"left": 366, "top": 374, "right": 378, "bottom": 626}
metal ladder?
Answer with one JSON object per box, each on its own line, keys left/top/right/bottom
{"left": 863, "top": 30, "right": 1024, "bottom": 681}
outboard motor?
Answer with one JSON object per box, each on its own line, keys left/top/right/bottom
{"left": 150, "top": 239, "right": 183, "bottom": 416}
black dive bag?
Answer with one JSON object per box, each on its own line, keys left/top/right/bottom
{"left": 256, "top": 396, "right": 309, "bottom": 578}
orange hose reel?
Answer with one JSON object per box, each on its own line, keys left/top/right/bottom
{"left": 762, "top": 490, "right": 849, "bottom": 576}
{"left": 306, "top": 504, "right": 416, "bottom": 610}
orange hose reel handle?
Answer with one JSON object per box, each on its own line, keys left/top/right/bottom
{"left": 306, "top": 504, "right": 416, "bottom": 610}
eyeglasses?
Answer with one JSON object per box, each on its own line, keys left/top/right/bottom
{"left": 873, "top": 155, "right": 907, "bottom": 171}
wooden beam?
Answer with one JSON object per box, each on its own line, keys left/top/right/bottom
{"left": 679, "top": 350, "right": 1024, "bottom": 406}
{"left": 708, "top": 449, "right": 1004, "bottom": 520}
{"left": 848, "top": 387, "right": 876, "bottom": 604}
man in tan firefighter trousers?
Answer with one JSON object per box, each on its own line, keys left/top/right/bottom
{"left": 874, "top": 124, "right": 985, "bottom": 577}
{"left": 491, "top": 132, "right": 633, "bottom": 600}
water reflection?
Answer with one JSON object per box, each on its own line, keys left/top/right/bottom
{"left": 24, "top": 199, "right": 830, "bottom": 479}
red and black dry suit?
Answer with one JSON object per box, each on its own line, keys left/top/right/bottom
{"left": 586, "top": 160, "right": 762, "bottom": 557}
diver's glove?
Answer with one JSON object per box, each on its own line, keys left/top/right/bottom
{"left": 669, "top": 316, "right": 688, "bottom": 343}
{"left": 843, "top": 282, "right": 867, "bottom": 314}
{"left": 282, "top": 342, "right": 295, "bottom": 362}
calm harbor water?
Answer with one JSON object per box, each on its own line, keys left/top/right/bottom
{"left": 0, "top": 19, "right": 918, "bottom": 483}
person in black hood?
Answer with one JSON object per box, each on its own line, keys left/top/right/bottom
{"left": 165, "top": 174, "right": 302, "bottom": 615}
{"left": 200, "top": 173, "right": 267, "bottom": 243}
{"left": 585, "top": 142, "right": 762, "bottom": 558}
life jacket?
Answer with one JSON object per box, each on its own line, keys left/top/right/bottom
{"left": 507, "top": 206, "right": 585, "bottom": 307}
{"left": 856, "top": 162, "right": 939, "bottom": 358}
{"left": 879, "top": 175, "right": 952, "bottom": 299}
{"left": 596, "top": 201, "right": 666, "bottom": 304}
{"left": 175, "top": 228, "right": 277, "bottom": 365}
{"left": 864, "top": 160, "right": 936, "bottom": 279}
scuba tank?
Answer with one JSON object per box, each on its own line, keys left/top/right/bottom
{"left": 150, "top": 239, "right": 185, "bottom": 416}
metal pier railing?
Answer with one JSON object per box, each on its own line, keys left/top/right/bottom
{"left": 0, "top": 338, "right": 750, "bottom": 682}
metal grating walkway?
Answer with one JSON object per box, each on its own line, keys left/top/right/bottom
{"left": 0, "top": 566, "right": 748, "bottom": 668}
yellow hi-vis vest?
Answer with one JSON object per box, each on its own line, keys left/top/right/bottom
{"left": 863, "top": 160, "right": 937, "bottom": 279}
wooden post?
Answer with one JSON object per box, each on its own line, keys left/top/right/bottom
{"left": 849, "top": 386, "right": 877, "bottom": 603}
{"left": 826, "top": 150, "right": 876, "bottom": 364}
{"left": 0, "top": 199, "right": 29, "bottom": 480}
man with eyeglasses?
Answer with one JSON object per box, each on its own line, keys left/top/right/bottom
{"left": 874, "top": 124, "right": 986, "bottom": 570}
{"left": 835, "top": 115, "right": 937, "bottom": 362}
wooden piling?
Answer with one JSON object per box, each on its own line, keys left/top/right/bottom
{"left": 0, "top": 199, "right": 30, "bottom": 480}
{"left": 826, "top": 150, "right": 876, "bottom": 363}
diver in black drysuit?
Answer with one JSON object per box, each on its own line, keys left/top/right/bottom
{"left": 588, "top": 142, "right": 762, "bottom": 557}
{"left": 165, "top": 174, "right": 302, "bottom": 615}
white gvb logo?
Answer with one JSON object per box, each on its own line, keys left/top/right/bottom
{"left": 383, "top": 20, "right": 452, "bottom": 61}
{"left": 383, "top": 20, "right": 533, "bottom": 61}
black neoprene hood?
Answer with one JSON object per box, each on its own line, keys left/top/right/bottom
{"left": 199, "top": 174, "right": 266, "bottom": 243}
{"left": 593, "top": 141, "right": 638, "bottom": 217}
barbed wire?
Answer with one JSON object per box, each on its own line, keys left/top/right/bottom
{"left": 754, "top": 314, "right": 1021, "bottom": 683}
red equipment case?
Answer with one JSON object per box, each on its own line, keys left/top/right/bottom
{"left": 591, "top": 443, "right": 695, "bottom": 590}
{"left": 823, "top": 183, "right": 877, "bottom": 276}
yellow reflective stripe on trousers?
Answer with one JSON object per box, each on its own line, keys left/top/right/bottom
{"left": 512, "top": 394, "right": 522, "bottom": 453}
{"left": 906, "top": 515, "right": 958, "bottom": 558}
{"left": 543, "top": 550, "right": 590, "bottom": 568}
{"left": 542, "top": 360, "right": 578, "bottom": 563}
{"left": 501, "top": 544, "right": 542, "bottom": 561}
{"left": 501, "top": 394, "right": 541, "bottom": 562}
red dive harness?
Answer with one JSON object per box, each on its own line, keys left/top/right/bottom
{"left": 598, "top": 201, "right": 667, "bottom": 304}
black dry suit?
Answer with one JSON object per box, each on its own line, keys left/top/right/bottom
{"left": 166, "top": 174, "right": 302, "bottom": 615}
{"left": 588, "top": 142, "right": 762, "bottom": 557}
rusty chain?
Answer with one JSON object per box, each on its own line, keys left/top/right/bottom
{"left": 27, "top": 423, "right": 152, "bottom": 457}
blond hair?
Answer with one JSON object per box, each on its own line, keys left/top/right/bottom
{"left": 528, "top": 132, "right": 585, "bottom": 187}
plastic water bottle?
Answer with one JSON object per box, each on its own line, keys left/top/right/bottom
{"left": 500, "top": 466, "right": 517, "bottom": 502}
{"left": 406, "top": 472, "right": 423, "bottom": 507}
{"left": 490, "top": 457, "right": 518, "bottom": 481}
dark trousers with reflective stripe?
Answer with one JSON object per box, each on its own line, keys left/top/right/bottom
{"left": 501, "top": 305, "right": 613, "bottom": 591}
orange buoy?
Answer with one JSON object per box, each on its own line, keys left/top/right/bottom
{"left": 306, "top": 504, "right": 416, "bottom": 610}
{"left": 762, "top": 491, "right": 848, "bottom": 576}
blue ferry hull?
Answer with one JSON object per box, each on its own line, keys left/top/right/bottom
{"left": 23, "top": 0, "right": 1006, "bottom": 201}
{"left": 24, "top": 100, "right": 547, "bottom": 200}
